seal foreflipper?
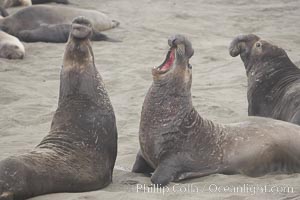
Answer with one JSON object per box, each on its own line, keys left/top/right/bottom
{"left": 91, "top": 30, "right": 121, "bottom": 42}
{"left": 150, "top": 158, "right": 183, "bottom": 186}
{"left": 132, "top": 151, "right": 154, "bottom": 175}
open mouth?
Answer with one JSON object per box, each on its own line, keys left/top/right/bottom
{"left": 155, "top": 48, "right": 175, "bottom": 73}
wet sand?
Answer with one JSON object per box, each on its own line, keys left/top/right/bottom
{"left": 0, "top": 0, "right": 300, "bottom": 199}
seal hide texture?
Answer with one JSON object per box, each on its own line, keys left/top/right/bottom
{"left": 0, "top": 0, "right": 31, "bottom": 8}
{"left": 0, "top": 5, "right": 120, "bottom": 43}
{"left": 132, "top": 34, "right": 300, "bottom": 187}
{"left": 0, "top": 16, "right": 117, "bottom": 200}
{"left": 0, "top": 30, "right": 24, "bottom": 59}
{"left": 31, "top": 0, "right": 69, "bottom": 4}
{"left": 229, "top": 34, "right": 300, "bottom": 125}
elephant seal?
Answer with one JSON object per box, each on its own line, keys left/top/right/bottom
{"left": 32, "top": 0, "right": 69, "bottom": 4}
{"left": 0, "top": 16, "right": 117, "bottom": 200}
{"left": 229, "top": 34, "right": 300, "bottom": 125}
{"left": 0, "top": 5, "right": 120, "bottom": 43}
{"left": 0, "top": 0, "right": 31, "bottom": 8}
{"left": 0, "top": 30, "right": 24, "bottom": 59}
{"left": 132, "top": 34, "right": 300, "bottom": 186}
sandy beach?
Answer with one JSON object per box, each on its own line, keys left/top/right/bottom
{"left": 1, "top": 0, "right": 300, "bottom": 199}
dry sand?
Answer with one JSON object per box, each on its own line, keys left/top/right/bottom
{"left": 1, "top": 0, "right": 300, "bottom": 199}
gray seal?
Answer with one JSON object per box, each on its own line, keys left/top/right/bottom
{"left": 31, "top": 0, "right": 69, "bottom": 4}
{"left": 0, "top": 5, "right": 120, "bottom": 43}
{"left": 0, "top": 0, "right": 31, "bottom": 8}
{"left": 0, "top": 30, "right": 24, "bottom": 59}
{"left": 229, "top": 34, "right": 300, "bottom": 125}
{"left": 132, "top": 34, "right": 300, "bottom": 186}
{"left": 0, "top": 16, "right": 117, "bottom": 200}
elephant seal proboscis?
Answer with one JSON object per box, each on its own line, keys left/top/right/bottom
{"left": 229, "top": 34, "right": 300, "bottom": 125}
{"left": 0, "top": 30, "right": 24, "bottom": 59}
{"left": 0, "top": 5, "right": 120, "bottom": 43}
{"left": 0, "top": 16, "right": 117, "bottom": 200}
{"left": 132, "top": 34, "right": 300, "bottom": 187}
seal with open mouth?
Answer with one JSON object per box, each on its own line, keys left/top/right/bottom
{"left": 132, "top": 34, "right": 300, "bottom": 187}
{"left": 229, "top": 34, "right": 300, "bottom": 125}
{"left": 0, "top": 16, "right": 117, "bottom": 200}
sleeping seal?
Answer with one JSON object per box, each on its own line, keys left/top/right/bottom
{"left": 132, "top": 34, "right": 300, "bottom": 186}
{"left": 0, "top": 30, "right": 24, "bottom": 59}
{"left": 0, "top": 0, "right": 31, "bottom": 8}
{"left": 0, "top": 16, "right": 117, "bottom": 199}
{"left": 31, "top": 0, "right": 69, "bottom": 4}
{"left": 229, "top": 34, "right": 300, "bottom": 125}
{"left": 0, "top": 5, "right": 120, "bottom": 43}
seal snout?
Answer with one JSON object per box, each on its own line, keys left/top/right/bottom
{"left": 168, "top": 34, "right": 194, "bottom": 58}
{"left": 229, "top": 34, "right": 260, "bottom": 57}
{"left": 71, "top": 16, "right": 93, "bottom": 39}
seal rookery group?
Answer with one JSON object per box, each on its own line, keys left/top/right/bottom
{"left": 0, "top": 5, "right": 120, "bottom": 43}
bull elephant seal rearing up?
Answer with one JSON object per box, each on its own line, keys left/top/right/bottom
{"left": 132, "top": 34, "right": 300, "bottom": 186}
{"left": 0, "top": 17, "right": 117, "bottom": 200}
{"left": 229, "top": 34, "right": 300, "bottom": 125}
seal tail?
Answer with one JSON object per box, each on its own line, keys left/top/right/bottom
{"left": 111, "top": 20, "right": 120, "bottom": 29}
{"left": 0, "top": 7, "right": 9, "bottom": 17}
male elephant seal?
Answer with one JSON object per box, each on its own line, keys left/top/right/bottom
{"left": 0, "top": 30, "right": 24, "bottom": 59}
{"left": 229, "top": 34, "right": 300, "bottom": 125}
{"left": 132, "top": 34, "right": 300, "bottom": 186}
{"left": 0, "top": 16, "right": 117, "bottom": 200}
{"left": 0, "top": 5, "right": 120, "bottom": 43}
{"left": 0, "top": 0, "right": 31, "bottom": 8}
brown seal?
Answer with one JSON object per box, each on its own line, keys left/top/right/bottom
{"left": 132, "top": 34, "right": 300, "bottom": 186}
{"left": 229, "top": 34, "right": 300, "bottom": 125}
{"left": 0, "top": 5, "right": 120, "bottom": 43}
{"left": 0, "top": 16, "right": 117, "bottom": 200}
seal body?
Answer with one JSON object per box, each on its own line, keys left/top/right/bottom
{"left": 31, "top": 0, "right": 68, "bottom": 4}
{"left": 229, "top": 34, "right": 300, "bottom": 125}
{"left": 132, "top": 35, "right": 300, "bottom": 186}
{"left": 0, "top": 0, "right": 31, "bottom": 8}
{"left": 0, "top": 17, "right": 117, "bottom": 200}
{"left": 0, "top": 5, "right": 120, "bottom": 43}
{"left": 0, "top": 30, "right": 24, "bottom": 59}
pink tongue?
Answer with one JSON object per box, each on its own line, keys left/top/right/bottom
{"left": 160, "top": 50, "right": 175, "bottom": 71}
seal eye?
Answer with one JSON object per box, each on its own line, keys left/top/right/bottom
{"left": 256, "top": 42, "right": 262, "bottom": 48}
{"left": 188, "top": 63, "right": 192, "bottom": 69}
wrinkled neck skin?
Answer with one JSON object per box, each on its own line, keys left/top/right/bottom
{"left": 144, "top": 62, "right": 193, "bottom": 134}
{"left": 242, "top": 52, "right": 300, "bottom": 116}
{"left": 41, "top": 35, "right": 114, "bottom": 151}
{"left": 59, "top": 35, "right": 110, "bottom": 108}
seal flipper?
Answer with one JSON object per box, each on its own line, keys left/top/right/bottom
{"left": 19, "top": 24, "right": 70, "bottom": 43}
{"left": 91, "top": 30, "right": 121, "bottom": 42}
{"left": 132, "top": 151, "right": 154, "bottom": 175}
{"left": 150, "top": 158, "right": 183, "bottom": 186}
